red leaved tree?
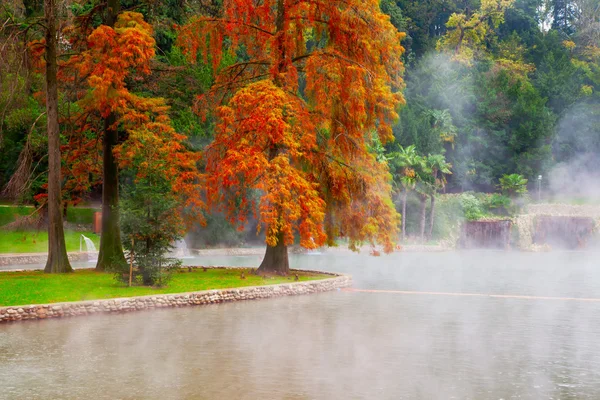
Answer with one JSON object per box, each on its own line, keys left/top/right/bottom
{"left": 61, "top": 11, "right": 205, "bottom": 270}
{"left": 179, "top": 0, "right": 405, "bottom": 275}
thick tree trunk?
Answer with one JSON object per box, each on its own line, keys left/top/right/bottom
{"left": 96, "top": 0, "right": 125, "bottom": 271}
{"left": 419, "top": 194, "right": 427, "bottom": 243}
{"left": 401, "top": 190, "right": 408, "bottom": 241}
{"left": 96, "top": 114, "right": 126, "bottom": 271}
{"left": 44, "top": 0, "right": 72, "bottom": 274}
{"left": 256, "top": 234, "right": 289, "bottom": 276}
{"left": 427, "top": 193, "right": 436, "bottom": 240}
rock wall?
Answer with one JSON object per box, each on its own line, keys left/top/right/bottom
{"left": 0, "top": 252, "right": 92, "bottom": 267}
{"left": 459, "top": 220, "right": 512, "bottom": 249}
{"left": 527, "top": 204, "right": 600, "bottom": 218}
{"left": 533, "top": 216, "right": 596, "bottom": 249}
{"left": 516, "top": 204, "right": 600, "bottom": 250}
{"left": 0, "top": 272, "right": 351, "bottom": 324}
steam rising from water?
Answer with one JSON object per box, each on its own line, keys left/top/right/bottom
{"left": 2, "top": 252, "right": 600, "bottom": 399}
{"left": 548, "top": 100, "right": 600, "bottom": 202}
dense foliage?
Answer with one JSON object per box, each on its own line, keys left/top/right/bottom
{"left": 1, "top": 0, "right": 600, "bottom": 251}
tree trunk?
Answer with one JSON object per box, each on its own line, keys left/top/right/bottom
{"left": 419, "top": 194, "right": 427, "bottom": 243}
{"left": 256, "top": 233, "right": 289, "bottom": 276}
{"left": 427, "top": 193, "right": 436, "bottom": 240}
{"left": 401, "top": 190, "right": 408, "bottom": 241}
{"left": 96, "top": 114, "right": 126, "bottom": 271}
{"left": 44, "top": 0, "right": 72, "bottom": 274}
{"left": 255, "top": 0, "right": 290, "bottom": 277}
{"left": 105, "top": 0, "right": 119, "bottom": 26}
{"left": 96, "top": 0, "right": 125, "bottom": 271}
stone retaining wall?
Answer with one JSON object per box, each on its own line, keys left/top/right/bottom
{"left": 0, "top": 272, "right": 351, "bottom": 324}
{"left": 0, "top": 252, "right": 92, "bottom": 267}
{"left": 527, "top": 204, "right": 600, "bottom": 218}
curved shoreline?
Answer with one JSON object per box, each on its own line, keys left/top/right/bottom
{"left": 0, "top": 269, "right": 352, "bottom": 324}
{"left": 0, "top": 245, "right": 449, "bottom": 268}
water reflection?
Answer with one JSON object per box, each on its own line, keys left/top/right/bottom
{"left": 1, "top": 252, "right": 600, "bottom": 399}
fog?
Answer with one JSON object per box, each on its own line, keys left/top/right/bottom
{"left": 547, "top": 100, "right": 600, "bottom": 202}
{"left": 2, "top": 252, "right": 600, "bottom": 399}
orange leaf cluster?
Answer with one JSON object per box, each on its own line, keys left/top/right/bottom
{"left": 209, "top": 80, "right": 325, "bottom": 247}
{"left": 179, "top": 0, "right": 405, "bottom": 250}
{"left": 69, "top": 12, "right": 155, "bottom": 118}
{"left": 57, "top": 12, "right": 205, "bottom": 224}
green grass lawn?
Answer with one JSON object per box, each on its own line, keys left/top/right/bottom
{"left": 0, "top": 268, "right": 331, "bottom": 307}
{"left": 0, "top": 230, "right": 99, "bottom": 254}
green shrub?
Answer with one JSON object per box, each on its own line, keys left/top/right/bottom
{"left": 460, "top": 193, "right": 485, "bottom": 221}
{"left": 481, "top": 193, "right": 511, "bottom": 215}
{"left": 118, "top": 176, "right": 182, "bottom": 287}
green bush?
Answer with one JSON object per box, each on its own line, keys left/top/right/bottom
{"left": 460, "top": 193, "right": 485, "bottom": 221}
{"left": 118, "top": 176, "right": 182, "bottom": 287}
{"left": 481, "top": 193, "right": 511, "bottom": 215}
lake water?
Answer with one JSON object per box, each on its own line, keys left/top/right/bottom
{"left": 1, "top": 251, "right": 600, "bottom": 399}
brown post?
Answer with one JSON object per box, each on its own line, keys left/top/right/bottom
{"left": 94, "top": 212, "right": 102, "bottom": 234}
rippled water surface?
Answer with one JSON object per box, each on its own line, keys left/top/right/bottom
{"left": 2, "top": 251, "right": 600, "bottom": 399}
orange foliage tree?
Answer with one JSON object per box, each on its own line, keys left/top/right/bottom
{"left": 178, "top": 0, "right": 406, "bottom": 274}
{"left": 60, "top": 11, "right": 204, "bottom": 269}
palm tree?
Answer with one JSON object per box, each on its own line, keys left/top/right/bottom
{"left": 426, "top": 154, "right": 452, "bottom": 241}
{"left": 389, "top": 145, "right": 427, "bottom": 241}
{"left": 415, "top": 177, "right": 433, "bottom": 243}
{"left": 499, "top": 174, "right": 528, "bottom": 198}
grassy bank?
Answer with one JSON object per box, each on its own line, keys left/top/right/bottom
{"left": 0, "top": 205, "right": 32, "bottom": 226}
{"left": 0, "top": 206, "right": 99, "bottom": 227}
{"left": 0, "top": 231, "right": 99, "bottom": 254}
{"left": 0, "top": 268, "right": 330, "bottom": 307}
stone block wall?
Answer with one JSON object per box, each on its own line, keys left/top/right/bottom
{"left": 0, "top": 252, "right": 91, "bottom": 267}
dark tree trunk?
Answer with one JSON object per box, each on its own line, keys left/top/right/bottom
{"left": 256, "top": 234, "right": 289, "bottom": 276}
{"left": 96, "top": 0, "right": 125, "bottom": 271}
{"left": 44, "top": 0, "right": 72, "bottom": 274}
{"left": 105, "top": 0, "right": 119, "bottom": 26}
{"left": 419, "top": 194, "right": 427, "bottom": 243}
{"left": 427, "top": 193, "right": 436, "bottom": 240}
{"left": 96, "top": 114, "right": 126, "bottom": 270}
{"left": 401, "top": 190, "right": 408, "bottom": 241}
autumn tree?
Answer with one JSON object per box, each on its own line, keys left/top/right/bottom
{"left": 54, "top": 0, "right": 127, "bottom": 271}
{"left": 61, "top": 10, "right": 205, "bottom": 270}
{"left": 116, "top": 101, "right": 204, "bottom": 286}
{"left": 179, "top": 0, "right": 405, "bottom": 274}
{"left": 96, "top": 0, "right": 125, "bottom": 271}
